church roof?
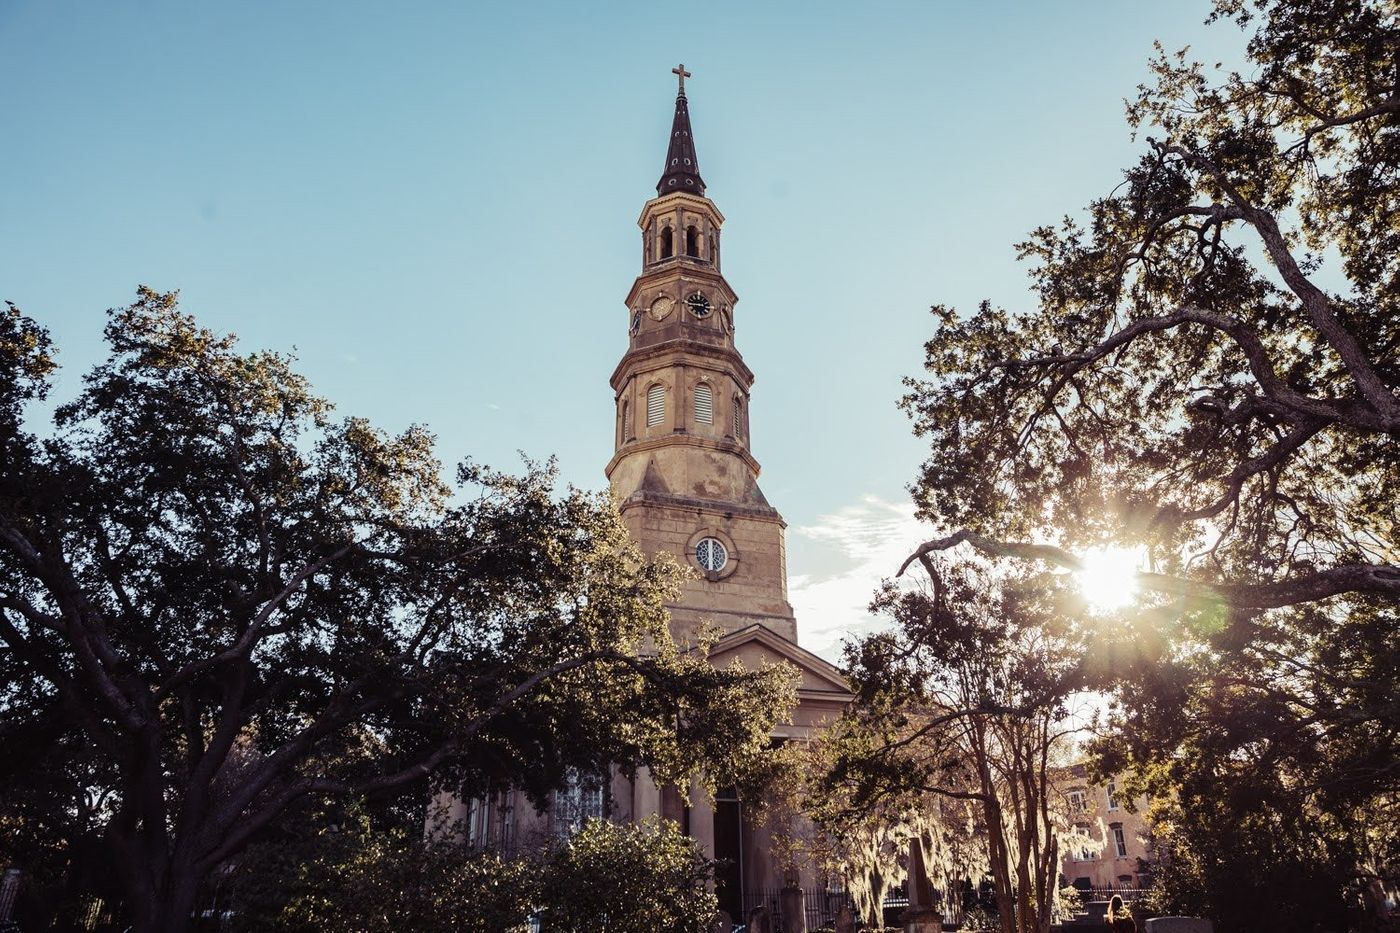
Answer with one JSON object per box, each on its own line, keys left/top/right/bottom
{"left": 708, "top": 624, "right": 853, "bottom": 697}
{"left": 656, "top": 67, "right": 706, "bottom": 197}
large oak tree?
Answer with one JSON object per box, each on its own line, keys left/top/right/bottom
{"left": 0, "top": 290, "right": 795, "bottom": 932}
{"left": 901, "top": 0, "right": 1398, "bottom": 609}
{"left": 897, "top": 1, "right": 1398, "bottom": 927}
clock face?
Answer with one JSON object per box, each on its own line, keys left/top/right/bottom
{"left": 686, "top": 292, "right": 712, "bottom": 318}
{"left": 649, "top": 296, "right": 675, "bottom": 321}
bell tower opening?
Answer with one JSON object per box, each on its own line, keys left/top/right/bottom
{"left": 685, "top": 225, "right": 700, "bottom": 257}
{"left": 660, "top": 226, "right": 673, "bottom": 259}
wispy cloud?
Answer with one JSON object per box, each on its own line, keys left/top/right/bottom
{"left": 484, "top": 402, "right": 501, "bottom": 411}
{"left": 789, "top": 495, "right": 927, "bottom": 662}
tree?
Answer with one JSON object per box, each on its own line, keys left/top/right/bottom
{"left": 228, "top": 812, "right": 716, "bottom": 933}
{"left": 1090, "top": 595, "right": 1400, "bottom": 930}
{"left": 229, "top": 812, "right": 716, "bottom": 924}
{"left": 895, "top": 1, "right": 1399, "bottom": 927}
{"left": 796, "top": 744, "right": 984, "bottom": 929}
{"left": 825, "top": 567, "right": 1089, "bottom": 933}
{"left": 535, "top": 817, "right": 717, "bottom": 933}
{"left": 227, "top": 800, "right": 540, "bottom": 933}
{"left": 0, "top": 290, "right": 796, "bottom": 933}
{"left": 901, "top": 0, "right": 1399, "bottom": 609}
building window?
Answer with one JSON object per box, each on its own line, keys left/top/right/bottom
{"left": 646, "top": 384, "right": 665, "bottom": 427}
{"left": 1073, "top": 824, "right": 1093, "bottom": 861}
{"left": 694, "top": 383, "right": 713, "bottom": 424}
{"left": 1106, "top": 781, "right": 1119, "bottom": 811}
{"left": 1111, "top": 823, "right": 1128, "bottom": 858}
{"left": 464, "top": 791, "right": 514, "bottom": 853}
{"left": 685, "top": 224, "right": 700, "bottom": 257}
{"left": 619, "top": 400, "right": 630, "bottom": 445}
{"left": 732, "top": 396, "right": 743, "bottom": 440}
{"left": 1070, "top": 790, "right": 1087, "bottom": 813}
{"left": 555, "top": 769, "right": 605, "bottom": 837}
{"left": 660, "top": 226, "right": 673, "bottom": 259}
{"left": 695, "top": 537, "right": 728, "bottom": 572}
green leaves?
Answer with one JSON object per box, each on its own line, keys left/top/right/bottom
{"left": 234, "top": 815, "right": 716, "bottom": 933}
{"left": 0, "top": 289, "right": 793, "bottom": 930}
{"left": 535, "top": 817, "right": 717, "bottom": 933}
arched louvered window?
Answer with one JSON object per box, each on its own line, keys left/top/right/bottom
{"left": 646, "top": 384, "right": 665, "bottom": 427}
{"left": 694, "top": 383, "right": 713, "bottom": 424}
{"left": 732, "top": 395, "right": 743, "bottom": 439}
{"left": 619, "top": 400, "right": 630, "bottom": 444}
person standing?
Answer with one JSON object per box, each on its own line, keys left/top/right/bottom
{"left": 1107, "top": 894, "right": 1137, "bottom": 932}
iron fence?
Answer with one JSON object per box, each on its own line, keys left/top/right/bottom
{"left": 739, "top": 887, "right": 919, "bottom": 930}
{"left": 1073, "top": 886, "right": 1147, "bottom": 904}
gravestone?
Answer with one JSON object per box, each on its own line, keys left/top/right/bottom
{"left": 901, "top": 841, "right": 943, "bottom": 933}
{"left": 779, "top": 887, "right": 808, "bottom": 933}
{"left": 1144, "top": 918, "right": 1214, "bottom": 933}
{"left": 835, "top": 902, "right": 856, "bottom": 933}
{"left": 712, "top": 909, "right": 732, "bottom": 933}
{"left": 747, "top": 904, "right": 773, "bottom": 933}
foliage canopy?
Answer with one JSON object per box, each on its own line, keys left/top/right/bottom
{"left": 897, "top": 1, "right": 1399, "bottom": 928}
{"left": 0, "top": 290, "right": 794, "bottom": 932}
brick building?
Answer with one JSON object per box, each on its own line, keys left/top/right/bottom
{"left": 1060, "top": 765, "right": 1152, "bottom": 891}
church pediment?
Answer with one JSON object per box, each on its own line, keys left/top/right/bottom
{"left": 707, "top": 624, "right": 852, "bottom": 697}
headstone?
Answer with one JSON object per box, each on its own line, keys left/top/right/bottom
{"left": 779, "top": 887, "right": 808, "bottom": 933}
{"left": 835, "top": 902, "right": 856, "bottom": 933}
{"left": 747, "top": 904, "right": 773, "bottom": 933}
{"left": 1144, "top": 918, "right": 1214, "bottom": 933}
{"left": 901, "top": 841, "right": 942, "bottom": 932}
{"left": 712, "top": 909, "right": 732, "bottom": 933}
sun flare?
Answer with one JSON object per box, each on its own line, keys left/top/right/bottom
{"left": 1076, "top": 546, "right": 1144, "bottom": 612}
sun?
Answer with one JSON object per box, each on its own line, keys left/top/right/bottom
{"left": 1076, "top": 546, "right": 1144, "bottom": 612}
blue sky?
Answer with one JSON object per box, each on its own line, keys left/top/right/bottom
{"left": 1, "top": 1, "right": 1247, "bottom": 657}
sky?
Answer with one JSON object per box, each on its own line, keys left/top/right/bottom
{"left": 0, "top": 0, "right": 1249, "bottom": 659}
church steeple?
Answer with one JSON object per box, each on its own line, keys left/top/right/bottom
{"left": 656, "top": 64, "right": 706, "bottom": 197}
{"left": 606, "top": 67, "right": 797, "bottom": 644}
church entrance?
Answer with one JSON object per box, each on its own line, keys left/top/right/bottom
{"left": 714, "top": 787, "right": 744, "bottom": 921}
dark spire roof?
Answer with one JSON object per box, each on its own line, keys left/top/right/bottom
{"left": 657, "top": 65, "right": 706, "bottom": 197}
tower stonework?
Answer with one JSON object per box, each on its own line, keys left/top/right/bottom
{"left": 606, "top": 76, "right": 797, "bottom": 643}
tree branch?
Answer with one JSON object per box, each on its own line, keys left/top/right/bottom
{"left": 155, "top": 543, "right": 354, "bottom": 701}
{"left": 899, "top": 531, "right": 1400, "bottom": 608}
{"left": 1159, "top": 142, "right": 1400, "bottom": 423}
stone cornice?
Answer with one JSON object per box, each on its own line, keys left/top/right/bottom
{"left": 613, "top": 486, "right": 785, "bottom": 526}
{"left": 605, "top": 432, "right": 763, "bottom": 480}
{"left": 637, "top": 192, "right": 724, "bottom": 228}
{"left": 624, "top": 262, "right": 739, "bottom": 310}
{"left": 610, "top": 338, "right": 754, "bottom": 391}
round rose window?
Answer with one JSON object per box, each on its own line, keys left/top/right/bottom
{"left": 695, "top": 537, "right": 728, "bottom": 572}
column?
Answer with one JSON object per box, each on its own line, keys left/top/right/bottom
{"left": 688, "top": 779, "right": 715, "bottom": 861}
{"left": 633, "top": 767, "right": 662, "bottom": 822}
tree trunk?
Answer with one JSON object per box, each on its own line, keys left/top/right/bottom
{"left": 128, "top": 868, "right": 200, "bottom": 933}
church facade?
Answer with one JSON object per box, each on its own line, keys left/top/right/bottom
{"left": 443, "top": 70, "right": 852, "bottom": 923}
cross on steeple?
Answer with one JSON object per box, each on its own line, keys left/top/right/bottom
{"left": 672, "top": 63, "right": 691, "bottom": 95}
{"left": 657, "top": 64, "right": 705, "bottom": 195}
